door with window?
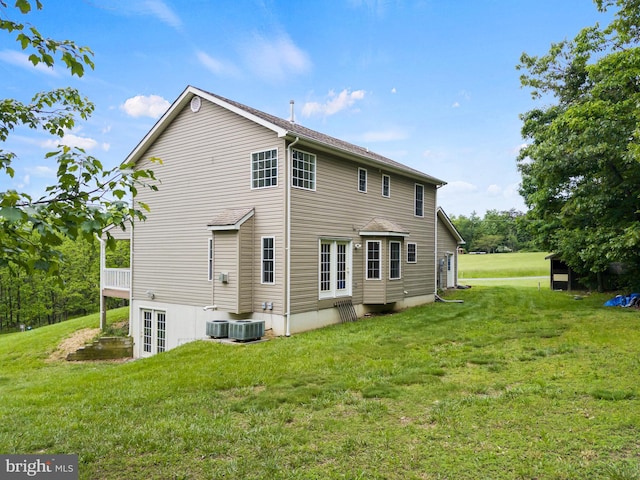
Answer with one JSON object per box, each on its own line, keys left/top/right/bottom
{"left": 446, "top": 253, "right": 455, "bottom": 288}
{"left": 141, "top": 309, "right": 167, "bottom": 355}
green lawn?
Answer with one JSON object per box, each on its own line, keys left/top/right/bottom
{"left": 459, "top": 251, "right": 550, "bottom": 279}
{"left": 1, "top": 289, "right": 639, "bottom": 479}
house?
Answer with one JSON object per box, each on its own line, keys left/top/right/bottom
{"left": 436, "top": 207, "right": 465, "bottom": 289}
{"left": 100, "top": 86, "right": 449, "bottom": 357}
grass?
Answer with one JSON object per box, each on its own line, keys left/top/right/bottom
{"left": 458, "top": 251, "right": 549, "bottom": 279}
{"left": 1, "top": 288, "right": 639, "bottom": 479}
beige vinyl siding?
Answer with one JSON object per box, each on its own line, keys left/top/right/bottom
{"left": 289, "top": 146, "right": 437, "bottom": 313}
{"left": 132, "top": 100, "right": 285, "bottom": 311}
{"left": 238, "top": 217, "right": 254, "bottom": 312}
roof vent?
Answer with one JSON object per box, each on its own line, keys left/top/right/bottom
{"left": 289, "top": 99, "right": 295, "bottom": 123}
{"left": 190, "top": 96, "right": 202, "bottom": 113}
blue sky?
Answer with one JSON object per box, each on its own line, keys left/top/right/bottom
{"left": 1, "top": 0, "right": 614, "bottom": 216}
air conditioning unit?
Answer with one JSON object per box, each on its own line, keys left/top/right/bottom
{"left": 206, "top": 320, "right": 229, "bottom": 338}
{"left": 228, "top": 320, "right": 265, "bottom": 342}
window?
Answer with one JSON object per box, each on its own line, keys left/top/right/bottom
{"left": 142, "top": 309, "right": 166, "bottom": 355}
{"left": 415, "top": 184, "right": 424, "bottom": 217}
{"left": 366, "top": 241, "right": 381, "bottom": 280}
{"left": 156, "top": 312, "right": 166, "bottom": 353}
{"left": 251, "top": 149, "right": 278, "bottom": 188}
{"left": 358, "top": 168, "right": 367, "bottom": 193}
{"left": 407, "top": 242, "right": 417, "bottom": 263}
{"left": 319, "top": 239, "right": 352, "bottom": 298}
{"left": 382, "top": 174, "right": 390, "bottom": 197}
{"left": 262, "top": 237, "right": 275, "bottom": 284}
{"left": 292, "top": 149, "right": 316, "bottom": 190}
{"left": 207, "top": 238, "right": 214, "bottom": 281}
{"left": 389, "top": 241, "right": 401, "bottom": 280}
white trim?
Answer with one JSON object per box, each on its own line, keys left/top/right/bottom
{"left": 250, "top": 147, "right": 279, "bottom": 190}
{"left": 382, "top": 174, "right": 390, "bottom": 198}
{"left": 358, "top": 167, "right": 367, "bottom": 193}
{"left": 261, "top": 236, "right": 276, "bottom": 285}
{"left": 389, "top": 241, "right": 402, "bottom": 280}
{"left": 360, "top": 231, "right": 410, "bottom": 237}
{"left": 365, "top": 240, "right": 382, "bottom": 280}
{"left": 291, "top": 147, "right": 316, "bottom": 191}
{"left": 318, "top": 238, "right": 353, "bottom": 299}
{"left": 414, "top": 183, "right": 425, "bottom": 218}
{"left": 407, "top": 242, "right": 417, "bottom": 264}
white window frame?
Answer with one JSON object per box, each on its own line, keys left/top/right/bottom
{"left": 207, "top": 237, "right": 214, "bottom": 281}
{"left": 251, "top": 148, "right": 278, "bottom": 189}
{"left": 414, "top": 183, "right": 424, "bottom": 217}
{"left": 382, "top": 174, "right": 390, "bottom": 198}
{"left": 319, "top": 239, "right": 352, "bottom": 299}
{"left": 389, "top": 241, "right": 402, "bottom": 280}
{"left": 358, "top": 167, "right": 367, "bottom": 193}
{"left": 141, "top": 309, "right": 167, "bottom": 355}
{"left": 292, "top": 148, "right": 316, "bottom": 191}
{"left": 407, "top": 242, "right": 417, "bottom": 264}
{"left": 366, "top": 240, "right": 382, "bottom": 280}
{"left": 261, "top": 236, "right": 275, "bottom": 285}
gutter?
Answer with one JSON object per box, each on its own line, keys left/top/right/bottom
{"left": 285, "top": 136, "right": 300, "bottom": 337}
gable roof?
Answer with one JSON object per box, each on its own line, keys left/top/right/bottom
{"left": 207, "top": 207, "right": 255, "bottom": 231}
{"left": 359, "top": 217, "right": 410, "bottom": 237}
{"left": 437, "top": 207, "right": 465, "bottom": 244}
{"left": 125, "top": 85, "right": 446, "bottom": 186}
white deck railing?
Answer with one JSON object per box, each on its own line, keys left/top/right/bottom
{"left": 103, "top": 268, "right": 131, "bottom": 290}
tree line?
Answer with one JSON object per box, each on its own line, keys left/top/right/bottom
{"left": 449, "top": 209, "right": 535, "bottom": 254}
{"left": 0, "top": 237, "right": 129, "bottom": 333}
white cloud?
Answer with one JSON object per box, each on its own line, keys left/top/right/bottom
{"left": 487, "top": 184, "right": 502, "bottom": 195}
{"left": 25, "top": 166, "right": 56, "bottom": 178}
{"left": 442, "top": 181, "right": 478, "bottom": 193}
{"left": 143, "top": 0, "right": 182, "bottom": 29}
{"left": 391, "top": 87, "right": 397, "bottom": 94}
{"left": 0, "top": 50, "right": 58, "bottom": 76}
{"left": 452, "top": 102, "right": 460, "bottom": 108}
{"left": 302, "top": 89, "right": 366, "bottom": 117}
{"left": 196, "top": 50, "right": 239, "bottom": 77}
{"left": 41, "top": 133, "right": 99, "bottom": 151}
{"left": 360, "top": 128, "right": 409, "bottom": 142}
{"left": 121, "top": 94, "right": 170, "bottom": 118}
{"left": 242, "top": 33, "right": 311, "bottom": 82}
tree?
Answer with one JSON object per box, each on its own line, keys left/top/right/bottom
{"left": 517, "top": 0, "right": 640, "bottom": 290}
{"left": 0, "top": 1, "right": 158, "bottom": 275}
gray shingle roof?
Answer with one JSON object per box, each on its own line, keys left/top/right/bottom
{"left": 199, "top": 87, "right": 445, "bottom": 186}
{"left": 207, "top": 207, "right": 254, "bottom": 228}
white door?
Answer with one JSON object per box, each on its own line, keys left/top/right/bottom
{"left": 141, "top": 309, "right": 166, "bottom": 355}
{"left": 446, "top": 253, "right": 455, "bottom": 288}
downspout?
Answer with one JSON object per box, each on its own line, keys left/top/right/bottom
{"left": 434, "top": 187, "right": 443, "bottom": 296}
{"left": 285, "top": 136, "right": 300, "bottom": 337}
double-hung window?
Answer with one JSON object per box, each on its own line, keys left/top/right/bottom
{"left": 382, "top": 174, "right": 390, "bottom": 197}
{"left": 319, "top": 239, "right": 351, "bottom": 298}
{"left": 407, "top": 242, "right": 417, "bottom": 263}
{"left": 251, "top": 149, "right": 278, "bottom": 188}
{"left": 358, "top": 168, "right": 367, "bottom": 193}
{"left": 292, "top": 149, "right": 316, "bottom": 190}
{"left": 415, "top": 184, "right": 424, "bottom": 217}
{"left": 262, "top": 237, "right": 275, "bottom": 284}
{"left": 389, "top": 241, "right": 401, "bottom": 280}
{"left": 366, "top": 241, "right": 382, "bottom": 280}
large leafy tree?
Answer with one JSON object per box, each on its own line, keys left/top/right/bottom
{"left": 517, "top": 0, "right": 640, "bottom": 290}
{"left": 0, "top": 0, "right": 157, "bottom": 274}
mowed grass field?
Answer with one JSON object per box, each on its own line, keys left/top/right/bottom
{"left": 1, "top": 287, "right": 639, "bottom": 479}
{"left": 459, "top": 251, "right": 549, "bottom": 287}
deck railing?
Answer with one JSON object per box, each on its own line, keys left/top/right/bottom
{"left": 103, "top": 268, "right": 131, "bottom": 290}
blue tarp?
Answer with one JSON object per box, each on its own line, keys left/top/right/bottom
{"left": 604, "top": 293, "right": 640, "bottom": 307}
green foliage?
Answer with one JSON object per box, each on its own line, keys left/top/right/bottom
{"left": 1, "top": 290, "right": 639, "bottom": 479}
{"left": 517, "top": 0, "right": 640, "bottom": 290}
{"left": 0, "top": 1, "right": 158, "bottom": 275}
{"left": 450, "top": 209, "right": 533, "bottom": 252}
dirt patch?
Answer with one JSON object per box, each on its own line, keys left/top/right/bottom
{"left": 47, "top": 328, "right": 100, "bottom": 362}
